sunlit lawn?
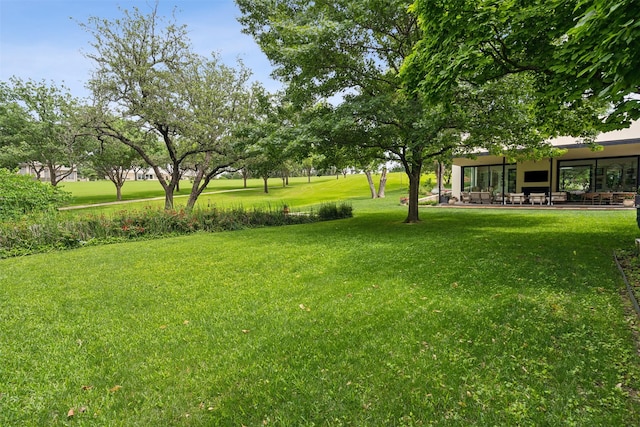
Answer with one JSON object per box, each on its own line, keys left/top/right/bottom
{"left": 2, "top": 196, "right": 640, "bottom": 425}
{"left": 59, "top": 173, "right": 410, "bottom": 212}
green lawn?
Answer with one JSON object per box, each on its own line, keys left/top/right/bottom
{"left": 2, "top": 197, "right": 640, "bottom": 425}
{"left": 59, "top": 173, "right": 410, "bottom": 212}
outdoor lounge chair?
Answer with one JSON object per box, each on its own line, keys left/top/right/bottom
{"left": 469, "top": 192, "right": 482, "bottom": 203}
{"left": 529, "top": 193, "right": 547, "bottom": 205}
{"left": 550, "top": 192, "right": 567, "bottom": 204}
{"left": 508, "top": 193, "right": 526, "bottom": 205}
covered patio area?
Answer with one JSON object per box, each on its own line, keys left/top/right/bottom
{"left": 450, "top": 123, "right": 640, "bottom": 207}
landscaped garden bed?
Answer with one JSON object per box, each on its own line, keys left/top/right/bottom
{"left": 0, "top": 202, "right": 352, "bottom": 259}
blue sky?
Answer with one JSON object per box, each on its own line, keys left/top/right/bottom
{"left": 0, "top": 0, "right": 279, "bottom": 99}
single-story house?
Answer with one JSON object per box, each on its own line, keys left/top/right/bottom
{"left": 18, "top": 163, "right": 78, "bottom": 182}
{"left": 451, "top": 122, "right": 640, "bottom": 205}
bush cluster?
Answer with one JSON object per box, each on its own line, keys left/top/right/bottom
{"left": 317, "top": 202, "right": 354, "bottom": 220}
{"left": 0, "top": 169, "right": 70, "bottom": 221}
{"left": 0, "top": 202, "right": 353, "bottom": 258}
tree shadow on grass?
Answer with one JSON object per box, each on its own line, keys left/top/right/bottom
{"left": 291, "top": 208, "right": 638, "bottom": 295}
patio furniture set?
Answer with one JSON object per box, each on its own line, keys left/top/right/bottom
{"left": 460, "top": 191, "right": 635, "bottom": 206}
{"left": 580, "top": 192, "right": 635, "bottom": 205}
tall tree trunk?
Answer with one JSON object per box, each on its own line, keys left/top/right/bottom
{"left": 377, "top": 168, "right": 388, "bottom": 198}
{"left": 116, "top": 184, "right": 122, "bottom": 201}
{"left": 263, "top": 176, "right": 269, "bottom": 193}
{"left": 242, "top": 169, "right": 248, "bottom": 188}
{"left": 47, "top": 162, "right": 57, "bottom": 186}
{"left": 364, "top": 170, "right": 378, "bottom": 199}
{"left": 186, "top": 174, "right": 204, "bottom": 211}
{"left": 162, "top": 168, "right": 180, "bottom": 210}
{"left": 186, "top": 182, "right": 209, "bottom": 211}
{"left": 406, "top": 165, "right": 422, "bottom": 223}
{"left": 164, "top": 187, "right": 175, "bottom": 210}
{"left": 147, "top": 164, "right": 174, "bottom": 210}
{"left": 164, "top": 164, "right": 183, "bottom": 210}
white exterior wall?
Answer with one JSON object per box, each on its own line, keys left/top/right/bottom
{"left": 451, "top": 164, "right": 462, "bottom": 199}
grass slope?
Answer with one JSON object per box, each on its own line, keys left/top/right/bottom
{"left": 59, "top": 173, "right": 409, "bottom": 212}
{"left": 2, "top": 200, "right": 640, "bottom": 425}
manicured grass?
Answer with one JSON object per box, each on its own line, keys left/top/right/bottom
{"left": 59, "top": 173, "right": 409, "bottom": 210}
{"left": 2, "top": 202, "right": 640, "bottom": 425}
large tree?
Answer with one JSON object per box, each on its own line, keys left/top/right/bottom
{"left": 83, "top": 4, "right": 257, "bottom": 210}
{"left": 238, "top": 0, "right": 556, "bottom": 222}
{"left": 86, "top": 125, "right": 144, "bottom": 201}
{"left": 237, "top": 92, "right": 295, "bottom": 194}
{"left": 403, "top": 0, "right": 635, "bottom": 130}
{"left": 0, "top": 78, "right": 91, "bottom": 185}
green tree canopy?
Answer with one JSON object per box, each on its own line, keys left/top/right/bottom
{"left": 403, "top": 0, "right": 637, "bottom": 130}
{"left": 238, "top": 0, "right": 565, "bottom": 222}
{"left": 0, "top": 78, "right": 91, "bottom": 184}
{"left": 83, "top": 4, "right": 259, "bottom": 210}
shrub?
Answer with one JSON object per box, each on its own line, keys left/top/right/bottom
{"left": 420, "top": 177, "right": 435, "bottom": 195}
{"left": 0, "top": 204, "right": 340, "bottom": 258}
{"left": 317, "top": 202, "right": 353, "bottom": 221}
{"left": 0, "top": 169, "right": 70, "bottom": 221}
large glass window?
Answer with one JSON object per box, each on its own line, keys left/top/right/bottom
{"left": 462, "top": 164, "right": 514, "bottom": 192}
{"left": 559, "top": 161, "right": 594, "bottom": 192}
{"left": 598, "top": 158, "right": 637, "bottom": 191}
{"left": 558, "top": 156, "right": 638, "bottom": 192}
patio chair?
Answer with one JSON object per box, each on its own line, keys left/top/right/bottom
{"left": 460, "top": 192, "right": 471, "bottom": 203}
{"left": 529, "top": 193, "right": 547, "bottom": 205}
{"left": 550, "top": 192, "right": 567, "bottom": 204}
{"left": 470, "top": 192, "right": 482, "bottom": 204}
{"left": 582, "top": 192, "right": 599, "bottom": 204}
{"left": 599, "top": 192, "right": 613, "bottom": 205}
{"left": 479, "top": 192, "right": 492, "bottom": 204}
{"left": 508, "top": 193, "right": 526, "bottom": 205}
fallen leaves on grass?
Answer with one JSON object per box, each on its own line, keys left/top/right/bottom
{"left": 67, "top": 406, "right": 87, "bottom": 418}
{"left": 299, "top": 303, "right": 311, "bottom": 312}
{"left": 109, "top": 385, "right": 122, "bottom": 393}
